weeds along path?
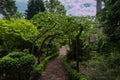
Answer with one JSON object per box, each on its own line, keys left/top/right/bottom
{"left": 40, "top": 46, "right": 69, "bottom": 80}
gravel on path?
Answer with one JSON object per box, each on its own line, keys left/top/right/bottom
{"left": 40, "top": 46, "right": 69, "bottom": 80}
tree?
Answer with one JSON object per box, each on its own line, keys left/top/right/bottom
{"left": 99, "top": 0, "right": 120, "bottom": 46}
{"left": 13, "top": 12, "right": 23, "bottom": 19}
{"left": 0, "top": 0, "right": 17, "bottom": 19}
{"left": 96, "top": 0, "right": 102, "bottom": 14}
{"left": 0, "top": 18, "right": 38, "bottom": 56}
{"left": 31, "top": 12, "right": 67, "bottom": 64}
{"left": 25, "top": 0, "right": 45, "bottom": 19}
{"left": 45, "top": 0, "right": 66, "bottom": 14}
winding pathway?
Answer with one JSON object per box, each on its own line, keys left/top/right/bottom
{"left": 40, "top": 46, "right": 69, "bottom": 80}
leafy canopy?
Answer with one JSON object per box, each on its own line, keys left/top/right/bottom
{"left": 0, "top": 0, "right": 17, "bottom": 19}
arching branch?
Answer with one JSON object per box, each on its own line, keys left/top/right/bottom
{"left": 31, "top": 23, "right": 56, "bottom": 54}
{"left": 36, "top": 33, "right": 61, "bottom": 64}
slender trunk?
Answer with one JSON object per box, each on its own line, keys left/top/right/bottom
{"left": 76, "top": 39, "right": 79, "bottom": 72}
{"left": 97, "top": 0, "right": 102, "bottom": 14}
{"left": 75, "top": 25, "right": 83, "bottom": 72}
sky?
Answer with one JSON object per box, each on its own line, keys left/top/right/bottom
{"left": 0, "top": 0, "right": 97, "bottom": 17}
{"left": 59, "top": 0, "right": 96, "bottom": 16}
{"left": 16, "top": 0, "right": 97, "bottom": 16}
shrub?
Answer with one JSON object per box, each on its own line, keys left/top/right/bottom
{"left": 0, "top": 51, "right": 35, "bottom": 80}
{"left": 88, "top": 53, "right": 120, "bottom": 80}
{"left": 63, "top": 56, "right": 88, "bottom": 80}
{"left": 0, "top": 19, "right": 38, "bottom": 53}
{"left": 70, "top": 60, "right": 77, "bottom": 70}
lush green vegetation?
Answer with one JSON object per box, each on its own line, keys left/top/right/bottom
{"left": 0, "top": 51, "right": 35, "bottom": 80}
{"left": 63, "top": 56, "right": 88, "bottom": 80}
{"left": 0, "top": 0, "right": 120, "bottom": 80}
{"left": 0, "top": 0, "right": 17, "bottom": 19}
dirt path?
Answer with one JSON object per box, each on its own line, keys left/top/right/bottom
{"left": 40, "top": 46, "right": 69, "bottom": 80}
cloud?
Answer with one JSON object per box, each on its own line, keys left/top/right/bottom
{"left": 15, "top": 0, "right": 28, "bottom": 13}
{"left": 0, "top": 14, "right": 4, "bottom": 18}
{"left": 15, "top": 0, "right": 96, "bottom": 16}
{"left": 59, "top": 0, "right": 96, "bottom": 16}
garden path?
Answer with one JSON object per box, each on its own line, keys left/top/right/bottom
{"left": 40, "top": 46, "right": 69, "bottom": 80}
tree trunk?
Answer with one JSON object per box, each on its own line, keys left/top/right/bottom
{"left": 97, "top": 0, "right": 102, "bottom": 14}
{"left": 75, "top": 25, "right": 83, "bottom": 72}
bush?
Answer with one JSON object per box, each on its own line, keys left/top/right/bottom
{"left": 0, "top": 19, "right": 38, "bottom": 53}
{"left": 63, "top": 56, "right": 88, "bottom": 80}
{"left": 70, "top": 60, "right": 77, "bottom": 70}
{"left": 0, "top": 51, "right": 35, "bottom": 80}
{"left": 88, "top": 53, "right": 120, "bottom": 80}
{"left": 31, "top": 53, "right": 59, "bottom": 80}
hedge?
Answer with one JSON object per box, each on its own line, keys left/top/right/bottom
{"left": 0, "top": 51, "right": 35, "bottom": 80}
{"left": 63, "top": 56, "right": 88, "bottom": 80}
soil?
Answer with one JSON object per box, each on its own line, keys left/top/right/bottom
{"left": 40, "top": 46, "right": 69, "bottom": 80}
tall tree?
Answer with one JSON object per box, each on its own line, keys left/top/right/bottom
{"left": 25, "top": 0, "right": 45, "bottom": 19}
{"left": 45, "top": 0, "right": 66, "bottom": 14}
{"left": 0, "top": 0, "right": 17, "bottom": 19}
{"left": 96, "top": 0, "right": 102, "bottom": 14}
{"left": 101, "top": 0, "right": 120, "bottom": 42}
{"left": 98, "top": 0, "right": 120, "bottom": 51}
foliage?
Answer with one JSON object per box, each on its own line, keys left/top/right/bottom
{"left": 98, "top": 0, "right": 120, "bottom": 43}
{"left": 31, "top": 12, "right": 68, "bottom": 61}
{"left": 92, "top": 1, "right": 120, "bottom": 79}
{"left": 0, "top": 18, "right": 38, "bottom": 54}
{"left": 63, "top": 56, "right": 88, "bottom": 80}
{"left": 88, "top": 53, "right": 120, "bottom": 80}
{"left": 25, "top": 0, "right": 45, "bottom": 19}
{"left": 13, "top": 12, "right": 23, "bottom": 19}
{"left": 0, "top": 0, "right": 17, "bottom": 19}
{"left": 31, "top": 53, "right": 59, "bottom": 80}
{"left": 0, "top": 51, "right": 35, "bottom": 80}
{"left": 67, "top": 17, "right": 97, "bottom": 63}
{"left": 44, "top": 0, "right": 66, "bottom": 14}
{"left": 69, "top": 60, "right": 77, "bottom": 70}
{"left": 97, "top": 35, "right": 112, "bottom": 56}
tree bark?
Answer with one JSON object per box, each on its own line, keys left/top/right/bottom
{"left": 31, "top": 23, "right": 56, "bottom": 54}
{"left": 97, "top": 0, "right": 102, "bottom": 14}
{"left": 37, "top": 33, "right": 60, "bottom": 65}
{"left": 75, "top": 26, "right": 83, "bottom": 72}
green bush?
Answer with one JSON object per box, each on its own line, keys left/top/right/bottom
{"left": 0, "top": 19, "right": 38, "bottom": 54}
{"left": 88, "top": 53, "right": 120, "bottom": 80}
{"left": 63, "top": 56, "right": 88, "bottom": 80}
{"left": 31, "top": 53, "right": 59, "bottom": 80}
{"left": 70, "top": 60, "right": 77, "bottom": 70}
{"left": 0, "top": 51, "right": 35, "bottom": 80}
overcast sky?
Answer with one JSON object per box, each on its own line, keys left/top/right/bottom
{"left": 59, "top": 0, "right": 96, "bottom": 16}
{"left": 16, "top": 0, "right": 96, "bottom": 16}
{"left": 0, "top": 0, "right": 97, "bottom": 17}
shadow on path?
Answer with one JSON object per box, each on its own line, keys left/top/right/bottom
{"left": 40, "top": 46, "right": 69, "bottom": 80}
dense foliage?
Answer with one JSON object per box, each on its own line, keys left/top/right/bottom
{"left": 25, "top": 0, "right": 45, "bottom": 19}
{"left": 0, "top": 0, "right": 17, "bottom": 19}
{"left": 25, "top": 0, "right": 66, "bottom": 19}
{"left": 45, "top": 0, "right": 66, "bottom": 14}
{"left": 0, "top": 51, "right": 35, "bottom": 80}
{"left": 0, "top": 19, "right": 38, "bottom": 57}
{"left": 0, "top": 0, "right": 120, "bottom": 79}
{"left": 87, "top": 0, "right": 120, "bottom": 80}
{"left": 99, "top": 0, "right": 120, "bottom": 44}
{"left": 63, "top": 56, "right": 88, "bottom": 80}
